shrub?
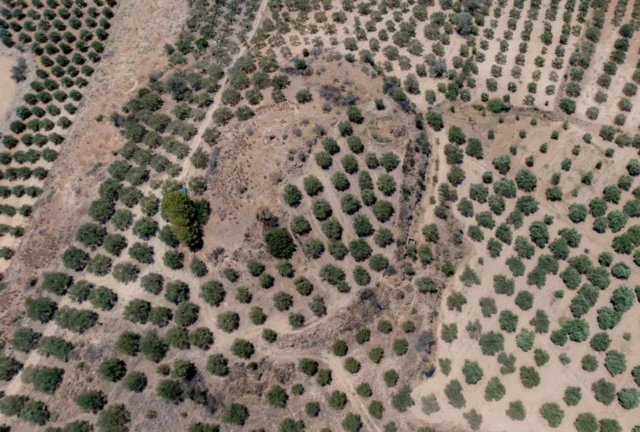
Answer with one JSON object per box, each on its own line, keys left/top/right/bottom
{"left": 97, "top": 404, "right": 130, "bottom": 432}
{"left": 392, "top": 339, "right": 408, "bottom": 356}
{"left": 157, "top": 379, "right": 183, "bottom": 404}
{"left": 37, "top": 337, "right": 73, "bottom": 362}
{"left": 599, "top": 419, "right": 622, "bottom": 432}
{"left": 604, "top": 350, "right": 626, "bottom": 376}
{"left": 617, "top": 388, "right": 639, "bottom": 409}
{"left": 515, "top": 291, "right": 534, "bottom": 311}
{"left": 123, "top": 372, "right": 147, "bottom": 393}
{"left": 426, "top": 112, "right": 443, "bottom": 130}
{"left": 296, "top": 89, "right": 312, "bottom": 103}
{"left": 344, "top": 357, "right": 361, "bottom": 373}
{"left": 506, "top": 400, "right": 526, "bottom": 421}
{"left": 372, "top": 200, "right": 395, "bottom": 222}
{"left": 516, "top": 329, "right": 534, "bottom": 352}
{"left": 55, "top": 306, "right": 98, "bottom": 334}
{"left": 99, "top": 358, "right": 126, "bottom": 382}
{"left": 174, "top": 301, "right": 199, "bottom": 327}
{"left": 11, "top": 328, "right": 41, "bottom": 353}
{"left": 462, "top": 360, "right": 484, "bottom": 384}
{"left": 563, "top": 318, "right": 590, "bottom": 342}
{"left": 283, "top": 184, "right": 302, "bottom": 207}
{"left": 441, "top": 323, "right": 458, "bottom": 343}
{"left": 231, "top": 339, "right": 254, "bottom": 359}
{"left": 539, "top": 403, "right": 564, "bottom": 428}
{"left": 299, "top": 358, "right": 318, "bottom": 376}
{"left": 383, "top": 369, "right": 399, "bottom": 388}
{"left": 342, "top": 413, "right": 362, "bottom": 432}
{"left": 377, "top": 320, "right": 393, "bottom": 335}
{"left": 559, "top": 98, "right": 576, "bottom": 114}
{"left": 76, "top": 390, "right": 107, "bottom": 413}
{"left": 479, "top": 298, "right": 497, "bottom": 318}
{"left": 391, "top": 386, "right": 414, "bottom": 412}
{"left": 529, "top": 221, "right": 549, "bottom": 248}
{"left": 563, "top": 387, "right": 581, "bottom": 406}
{"left": 0, "top": 395, "right": 27, "bottom": 417}
{"left": 592, "top": 379, "right": 616, "bottom": 405}
{"left": 265, "top": 228, "right": 295, "bottom": 259}
{"left": 611, "top": 286, "right": 634, "bottom": 312}
{"left": 20, "top": 400, "right": 50, "bottom": 425}
{"left": 519, "top": 366, "right": 540, "bottom": 389}
{"left": 113, "top": 262, "right": 140, "bottom": 283}
{"left": 533, "top": 349, "right": 550, "bottom": 367}
{"left": 217, "top": 311, "right": 240, "bottom": 333}
{"left": 574, "top": 413, "right": 597, "bottom": 432}
{"left": 499, "top": 310, "right": 518, "bottom": 333}
{"left": 444, "top": 379, "right": 466, "bottom": 408}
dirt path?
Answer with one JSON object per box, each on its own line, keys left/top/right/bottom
{"left": 177, "top": 0, "right": 270, "bottom": 185}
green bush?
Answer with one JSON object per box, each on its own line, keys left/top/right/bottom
{"left": 563, "top": 387, "right": 581, "bottom": 406}
{"left": 372, "top": 200, "right": 395, "bottom": 222}
{"left": 99, "top": 358, "right": 126, "bottom": 382}
{"left": 342, "top": 413, "right": 362, "bottom": 432}
{"left": 391, "top": 386, "right": 414, "bottom": 412}
{"left": 76, "top": 390, "right": 107, "bottom": 413}
{"left": 97, "top": 404, "right": 130, "bottom": 432}
{"left": 174, "top": 301, "right": 199, "bottom": 327}
{"left": 200, "top": 280, "right": 226, "bottom": 307}
{"left": 0, "top": 356, "right": 22, "bottom": 381}
{"left": 265, "top": 228, "right": 295, "bottom": 259}
{"left": 231, "top": 339, "right": 254, "bottom": 359}
{"left": 0, "top": 395, "right": 27, "bottom": 417}
{"left": 519, "top": 366, "right": 540, "bottom": 389}
{"left": 617, "top": 388, "right": 639, "bottom": 409}
{"left": 123, "top": 372, "right": 147, "bottom": 393}
{"left": 344, "top": 357, "right": 361, "bottom": 374}
{"left": 441, "top": 323, "right": 458, "bottom": 343}
{"left": 499, "top": 310, "right": 518, "bottom": 333}
{"left": 357, "top": 383, "right": 373, "bottom": 398}
{"left": 516, "top": 328, "right": 534, "bottom": 352}
{"left": 384, "top": 369, "right": 399, "bottom": 387}
{"left": 299, "top": 358, "right": 318, "bottom": 376}
{"left": 188, "top": 327, "right": 213, "bottom": 350}
{"left": 599, "top": 419, "right": 622, "bottom": 432}
{"left": 20, "top": 400, "right": 50, "bottom": 425}
{"left": 604, "top": 350, "right": 626, "bottom": 376}
{"left": 574, "top": 413, "right": 597, "bottom": 432}
{"left": 506, "top": 400, "right": 526, "bottom": 421}
{"left": 217, "top": 311, "right": 240, "bottom": 333}
{"left": 479, "top": 297, "right": 497, "bottom": 318}
{"left": 539, "top": 402, "right": 564, "bottom": 428}
{"left": 392, "top": 339, "right": 408, "bottom": 356}
{"left": 54, "top": 306, "right": 98, "bottom": 334}
{"left": 37, "top": 336, "right": 74, "bottom": 362}
{"left": 514, "top": 291, "right": 534, "bottom": 311}
{"left": 157, "top": 379, "right": 183, "bottom": 404}
{"left": 462, "top": 360, "right": 484, "bottom": 384}
{"left": 328, "top": 390, "right": 348, "bottom": 409}
{"left": 444, "top": 379, "right": 466, "bottom": 408}
{"left": 592, "top": 378, "right": 616, "bottom": 405}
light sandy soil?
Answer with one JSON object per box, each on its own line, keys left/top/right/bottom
{"left": 0, "top": 57, "right": 17, "bottom": 122}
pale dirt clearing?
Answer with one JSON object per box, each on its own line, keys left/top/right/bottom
{"left": 0, "top": 56, "right": 17, "bottom": 123}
